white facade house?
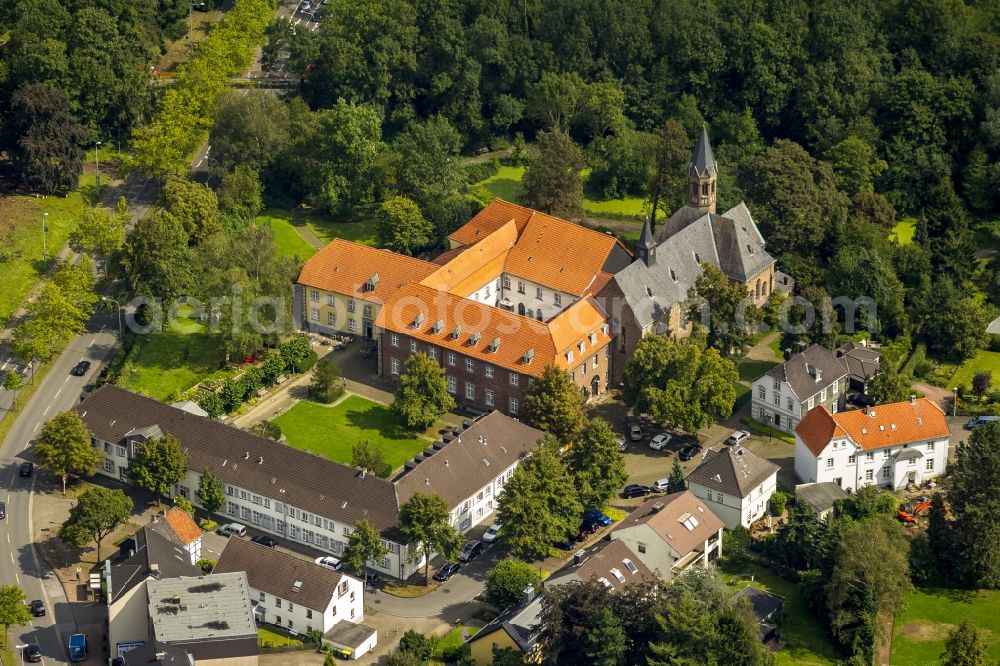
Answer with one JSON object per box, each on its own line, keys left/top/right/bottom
{"left": 752, "top": 344, "right": 848, "bottom": 434}
{"left": 610, "top": 492, "right": 724, "bottom": 584}
{"left": 794, "top": 397, "right": 951, "bottom": 491}
{"left": 684, "top": 446, "right": 780, "bottom": 529}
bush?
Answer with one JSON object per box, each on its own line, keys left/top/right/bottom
{"left": 200, "top": 519, "right": 218, "bottom": 531}
{"left": 196, "top": 558, "right": 216, "bottom": 573}
{"left": 464, "top": 159, "right": 500, "bottom": 184}
{"left": 913, "top": 359, "right": 933, "bottom": 378}
{"left": 294, "top": 350, "right": 318, "bottom": 374}
{"left": 769, "top": 491, "right": 789, "bottom": 516}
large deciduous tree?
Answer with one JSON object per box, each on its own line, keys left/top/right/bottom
{"left": 646, "top": 119, "right": 690, "bottom": 228}
{"left": 35, "top": 411, "right": 102, "bottom": 494}
{"left": 350, "top": 441, "right": 392, "bottom": 479}
{"left": 0, "top": 585, "right": 34, "bottom": 643}
{"left": 7, "top": 83, "right": 86, "bottom": 194}
{"left": 211, "top": 90, "right": 291, "bottom": 171}
{"left": 129, "top": 435, "right": 189, "bottom": 506}
{"left": 866, "top": 360, "right": 912, "bottom": 404}
{"left": 57, "top": 487, "right": 133, "bottom": 561}
{"left": 687, "top": 264, "right": 763, "bottom": 358}
{"left": 197, "top": 471, "right": 225, "bottom": 514}
{"left": 310, "top": 359, "right": 345, "bottom": 404}
{"left": 341, "top": 519, "right": 389, "bottom": 578}
{"left": 68, "top": 199, "right": 129, "bottom": 273}
{"left": 521, "top": 365, "right": 586, "bottom": 446}
{"left": 398, "top": 492, "right": 463, "bottom": 584}
{"left": 376, "top": 196, "right": 435, "bottom": 256}
{"left": 522, "top": 130, "right": 585, "bottom": 219}
{"left": 121, "top": 210, "right": 193, "bottom": 303}
{"left": 393, "top": 353, "right": 456, "bottom": 429}
{"left": 567, "top": 418, "right": 627, "bottom": 509}
{"left": 392, "top": 115, "right": 466, "bottom": 209}
{"left": 163, "top": 177, "right": 223, "bottom": 245}
{"left": 2, "top": 372, "right": 24, "bottom": 412}
{"left": 942, "top": 621, "right": 990, "bottom": 666}
{"left": 484, "top": 557, "right": 543, "bottom": 612}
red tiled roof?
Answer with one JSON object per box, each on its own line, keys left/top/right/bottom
{"left": 447, "top": 199, "right": 534, "bottom": 247}
{"left": 796, "top": 399, "right": 950, "bottom": 456}
{"left": 163, "top": 507, "right": 202, "bottom": 546}
{"left": 297, "top": 239, "right": 438, "bottom": 303}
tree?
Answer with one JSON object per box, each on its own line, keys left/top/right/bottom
{"left": 526, "top": 71, "right": 585, "bottom": 131}
{"left": 622, "top": 332, "right": 738, "bottom": 433}
{"left": 942, "top": 621, "right": 989, "bottom": 666}
{"left": 163, "top": 177, "right": 223, "bottom": 244}
{"left": 197, "top": 471, "right": 225, "bottom": 514}
{"left": 398, "top": 492, "right": 463, "bottom": 584}
{"left": 714, "top": 598, "right": 776, "bottom": 666}
{"left": 308, "top": 99, "right": 385, "bottom": 215}
{"left": 824, "top": 137, "right": 887, "bottom": 195}
{"left": 57, "top": 487, "right": 132, "bottom": 561}
{"left": 249, "top": 420, "right": 282, "bottom": 441}
{"left": 3, "top": 372, "right": 24, "bottom": 412}
{"left": 0, "top": 585, "right": 33, "bottom": 647}
{"left": 972, "top": 372, "right": 992, "bottom": 398}
{"left": 218, "top": 165, "right": 264, "bottom": 228}
{"left": 68, "top": 201, "right": 128, "bottom": 272}
{"left": 583, "top": 607, "right": 627, "bottom": 666}
{"left": 484, "top": 557, "right": 543, "bottom": 612}
{"left": 923, "top": 279, "right": 994, "bottom": 362}
{"left": 129, "top": 435, "right": 189, "bottom": 506}
{"left": 687, "top": 264, "right": 763, "bottom": 358}
{"left": 6, "top": 83, "right": 86, "bottom": 194}
{"left": 210, "top": 90, "right": 291, "bottom": 170}
{"left": 836, "top": 485, "right": 898, "bottom": 521}
{"left": 577, "top": 81, "right": 627, "bottom": 140}
{"left": 668, "top": 457, "right": 685, "bottom": 494}
{"left": 309, "top": 358, "right": 345, "bottom": 404}
{"left": 647, "top": 119, "right": 690, "bottom": 228}
{"left": 11, "top": 317, "right": 57, "bottom": 380}
{"left": 34, "top": 411, "right": 102, "bottom": 494}
{"left": 522, "top": 130, "right": 585, "bottom": 218}
{"left": 393, "top": 116, "right": 466, "bottom": 209}
{"left": 497, "top": 443, "right": 582, "bottom": 559}
{"left": 522, "top": 365, "right": 586, "bottom": 445}
{"left": 867, "top": 360, "right": 912, "bottom": 404}
{"left": 376, "top": 196, "right": 435, "bottom": 256}
{"left": 587, "top": 130, "right": 655, "bottom": 199}
{"left": 567, "top": 419, "right": 627, "bottom": 509}
{"left": 350, "top": 441, "right": 392, "bottom": 479}
{"left": 121, "top": 210, "right": 193, "bottom": 302}
{"left": 393, "top": 353, "right": 456, "bottom": 429}
{"left": 341, "top": 519, "right": 389, "bottom": 578}
{"left": 175, "top": 497, "right": 195, "bottom": 516}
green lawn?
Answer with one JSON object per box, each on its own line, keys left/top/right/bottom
{"left": 306, "top": 215, "right": 377, "bottom": 247}
{"left": 117, "top": 309, "right": 225, "bottom": 401}
{"left": 891, "top": 588, "right": 1000, "bottom": 665}
{"left": 739, "top": 359, "right": 778, "bottom": 382}
{"left": 949, "top": 349, "right": 1000, "bottom": 390}
{"left": 727, "top": 564, "right": 840, "bottom": 666}
{"left": 474, "top": 165, "right": 646, "bottom": 218}
{"left": 274, "top": 395, "right": 429, "bottom": 471}
{"left": 257, "top": 626, "right": 305, "bottom": 648}
{"left": 890, "top": 217, "right": 916, "bottom": 245}
{"left": 256, "top": 208, "right": 317, "bottom": 260}
{"left": 733, "top": 381, "right": 751, "bottom": 410}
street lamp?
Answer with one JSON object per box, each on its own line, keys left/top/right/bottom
{"left": 952, "top": 387, "right": 958, "bottom": 418}
{"left": 41, "top": 212, "right": 48, "bottom": 260}
{"left": 102, "top": 296, "right": 123, "bottom": 340}
{"left": 95, "top": 140, "right": 102, "bottom": 198}
{"left": 15, "top": 643, "right": 26, "bottom": 666}
{"left": 765, "top": 415, "right": 773, "bottom": 442}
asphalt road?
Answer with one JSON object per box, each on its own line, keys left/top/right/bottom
{"left": 0, "top": 313, "right": 118, "bottom": 664}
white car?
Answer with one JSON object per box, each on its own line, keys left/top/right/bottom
{"left": 315, "top": 556, "right": 341, "bottom": 571}
{"left": 726, "top": 430, "right": 751, "bottom": 446}
{"left": 615, "top": 435, "right": 627, "bottom": 452}
{"left": 652, "top": 478, "right": 670, "bottom": 493}
{"left": 483, "top": 523, "right": 501, "bottom": 543}
{"left": 649, "top": 433, "right": 672, "bottom": 451}
{"left": 628, "top": 424, "right": 644, "bottom": 442}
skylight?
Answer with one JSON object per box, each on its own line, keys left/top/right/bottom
{"left": 610, "top": 568, "right": 625, "bottom": 583}
{"left": 598, "top": 577, "right": 613, "bottom": 589}
{"left": 623, "top": 559, "right": 638, "bottom": 574}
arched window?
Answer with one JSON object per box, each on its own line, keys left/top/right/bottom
{"left": 702, "top": 183, "right": 709, "bottom": 195}
{"left": 755, "top": 280, "right": 761, "bottom": 299}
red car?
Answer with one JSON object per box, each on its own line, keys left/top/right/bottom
{"left": 243, "top": 354, "right": 257, "bottom": 364}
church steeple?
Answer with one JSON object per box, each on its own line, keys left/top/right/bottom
{"left": 687, "top": 125, "right": 717, "bottom": 213}
{"left": 636, "top": 216, "right": 656, "bottom": 266}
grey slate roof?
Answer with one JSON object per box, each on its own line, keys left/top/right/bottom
{"left": 794, "top": 482, "right": 848, "bottom": 515}
{"left": 214, "top": 536, "right": 348, "bottom": 613}
{"left": 545, "top": 539, "right": 654, "bottom": 593}
{"left": 471, "top": 594, "right": 543, "bottom": 654}
{"left": 690, "top": 126, "right": 717, "bottom": 176}
{"left": 765, "top": 344, "right": 848, "bottom": 401}
{"left": 107, "top": 526, "right": 202, "bottom": 605}
{"left": 685, "top": 446, "right": 780, "bottom": 499}
{"left": 735, "top": 585, "right": 785, "bottom": 622}
{"left": 836, "top": 342, "right": 881, "bottom": 382}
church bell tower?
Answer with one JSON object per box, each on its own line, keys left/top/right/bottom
{"left": 687, "top": 125, "right": 717, "bottom": 213}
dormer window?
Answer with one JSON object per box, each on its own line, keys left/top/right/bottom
{"left": 694, "top": 252, "right": 701, "bottom": 264}
{"left": 451, "top": 326, "right": 462, "bottom": 340}
{"left": 566, "top": 350, "right": 574, "bottom": 363}
{"left": 414, "top": 312, "right": 425, "bottom": 327}
{"left": 577, "top": 341, "right": 585, "bottom": 354}
{"left": 522, "top": 348, "right": 534, "bottom": 363}
{"left": 431, "top": 319, "right": 444, "bottom": 334}
{"left": 669, "top": 269, "right": 677, "bottom": 282}
{"left": 747, "top": 244, "right": 754, "bottom": 255}
{"left": 489, "top": 337, "right": 501, "bottom": 352}
{"left": 588, "top": 332, "right": 597, "bottom": 345}
{"left": 470, "top": 332, "right": 481, "bottom": 345}
{"left": 365, "top": 273, "right": 380, "bottom": 291}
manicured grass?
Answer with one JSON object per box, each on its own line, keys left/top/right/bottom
{"left": 727, "top": 564, "right": 840, "bottom": 666}
{"left": 890, "top": 217, "right": 916, "bottom": 245}
{"left": 769, "top": 334, "right": 785, "bottom": 361}
{"left": 741, "top": 415, "right": 795, "bottom": 444}
{"left": 306, "top": 215, "right": 377, "bottom": 247}
{"left": 256, "top": 208, "right": 317, "bottom": 260}
{"left": 434, "top": 625, "right": 478, "bottom": 656}
{"left": 117, "top": 309, "right": 225, "bottom": 401}
{"left": 891, "top": 588, "right": 1000, "bottom": 665}
{"left": 739, "top": 359, "right": 778, "bottom": 382}
{"left": 583, "top": 194, "right": 647, "bottom": 216}
{"left": 949, "top": 349, "right": 1000, "bottom": 390}
{"left": 257, "top": 626, "right": 305, "bottom": 648}
{"left": 274, "top": 395, "right": 429, "bottom": 471}
{"left": 733, "top": 381, "right": 751, "bottom": 410}
{"left": 474, "top": 165, "right": 646, "bottom": 218}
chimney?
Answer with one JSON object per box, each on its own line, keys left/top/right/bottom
{"left": 257, "top": 456, "right": 264, "bottom": 464}
{"left": 360, "top": 468, "right": 367, "bottom": 478}
{"left": 815, "top": 368, "right": 822, "bottom": 383}
{"left": 910, "top": 394, "right": 916, "bottom": 404}
{"left": 149, "top": 563, "right": 160, "bottom": 578}
{"left": 783, "top": 348, "right": 792, "bottom": 361}
{"left": 522, "top": 585, "right": 537, "bottom": 605}
{"left": 573, "top": 551, "right": 585, "bottom": 565}
{"left": 650, "top": 502, "right": 665, "bottom": 514}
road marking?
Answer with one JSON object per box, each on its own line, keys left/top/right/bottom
{"left": 53, "top": 388, "right": 62, "bottom": 399}
{"left": 14, "top": 573, "right": 18, "bottom": 584}
{"left": 32, "top": 423, "right": 39, "bottom": 433}
{"left": 88, "top": 339, "right": 94, "bottom": 348}
{"left": 41, "top": 406, "right": 49, "bottom": 416}
{"left": 9, "top": 552, "right": 13, "bottom": 564}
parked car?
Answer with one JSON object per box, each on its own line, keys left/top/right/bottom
{"left": 725, "top": 430, "right": 751, "bottom": 446}
{"left": 251, "top": 535, "right": 277, "bottom": 549}
{"left": 582, "top": 509, "right": 612, "bottom": 527}
{"left": 315, "top": 556, "right": 342, "bottom": 570}
{"left": 678, "top": 443, "right": 703, "bottom": 461}
{"left": 483, "top": 523, "right": 501, "bottom": 544}
{"left": 847, "top": 393, "right": 877, "bottom": 408}
{"left": 433, "top": 562, "right": 460, "bottom": 581}
{"left": 19, "top": 461, "right": 33, "bottom": 477}
{"left": 553, "top": 534, "right": 576, "bottom": 550}
{"left": 0, "top": 502, "right": 6, "bottom": 519}
{"left": 652, "top": 478, "right": 670, "bottom": 493}
{"left": 649, "top": 433, "right": 672, "bottom": 451}
{"left": 30, "top": 600, "right": 45, "bottom": 617}
{"left": 365, "top": 572, "right": 383, "bottom": 587}
{"left": 70, "top": 361, "right": 91, "bottom": 377}
{"left": 965, "top": 415, "right": 1000, "bottom": 430}
{"left": 458, "top": 540, "right": 483, "bottom": 562}
{"left": 621, "top": 484, "right": 651, "bottom": 499}
{"left": 68, "top": 633, "right": 88, "bottom": 662}
{"left": 23, "top": 643, "right": 41, "bottom": 663}
{"left": 218, "top": 523, "right": 246, "bottom": 537}
{"left": 615, "top": 435, "right": 627, "bottom": 452}
{"left": 628, "top": 424, "right": 644, "bottom": 441}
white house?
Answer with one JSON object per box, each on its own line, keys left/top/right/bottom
{"left": 752, "top": 344, "right": 848, "bottom": 435}
{"left": 794, "top": 397, "right": 951, "bottom": 491}
{"left": 684, "top": 446, "right": 780, "bottom": 529}
{"left": 213, "top": 537, "right": 376, "bottom": 660}
{"left": 610, "top": 491, "right": 724, "bottom": 583}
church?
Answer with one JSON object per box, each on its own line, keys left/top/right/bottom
{"left": 598, "top": 127, "right": 779, "bottom": 383}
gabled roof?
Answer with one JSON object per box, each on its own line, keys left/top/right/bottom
{"left": 685, "top": 446, "right": 779, "bottom": 499}
{"left": 612, "top": 491, "right": 724, "bottom": 558}
{"left": 107, "top": 526, "right": 202, "bottom": 604}
{"left": 836, "top": 342, "right": 881, "bottom": 381}
{"left": 764, "top": 344, "right": 848, "bottom": 400}
{"left": 545, "top": 539, "right": 654, "bottom": 593}
{"left": 150, "top": 508, "right": 202, "bottom": 548}
{"left": 297, "top": 239, "right": 437, "bottom": 302}
{"left": 394, "top": 412, "right": 544, "bottom": 506}
{"left": 796, "top": 398, "right": 950, "bottom": 456}
{"left": 690, "top": 125, "right": 717, "bottom": 177}
{"left": 448, "top": 199, "right": 535, "bottom": 247}
{"left": 470, "top": 594, "right": 543, "bottom": 654}
{"left": 214, "top": 537, "right": 348, "bottom": 612}
{"left": 420, "top": 220, "right": 517, "bottom": 295}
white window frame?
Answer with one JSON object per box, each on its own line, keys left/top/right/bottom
{"left": 390, "top": 333, "right": 399, "bottom": 347}
{"left": 390, "top": 358, "right": 400, "bottom": 375}
{"left": 447, "top": 376, "right": 457, "bottom": 394}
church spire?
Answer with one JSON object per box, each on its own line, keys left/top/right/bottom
{"left": 636, "top": 216, "right": 656, "bottom": 266}
{"left": 687, "top": 125, "right": 717, "bottom": 213}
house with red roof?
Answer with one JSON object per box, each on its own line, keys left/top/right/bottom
{"left": 794, "top": 396, "right": 951, "bottom": 491}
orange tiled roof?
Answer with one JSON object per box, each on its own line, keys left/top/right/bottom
{"left": 297, "top": 239, "right": 438, "bottom": 304}
{"left": 375, "top": 284, "right": 611, "bottom": 375}
{"left": 796, "top": 399, "right": 950, "bottom": 456}
{"left": 163, "top": 507, "right": 202, "bottom": 546}
{"left": 448, "top": 199, "right": 535, "bottom": 247}
{"left": 421, "top": 221, "right": 517, "bottom": 294}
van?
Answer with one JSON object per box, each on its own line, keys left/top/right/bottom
{"left": 68, "top": 633, "right": 87, "bottom": 662}
{"left": 965, "top": 415, "right": 999, "bottom": 430}
{"left": 219, "top": 523, "right": 247, "bottom": 537}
